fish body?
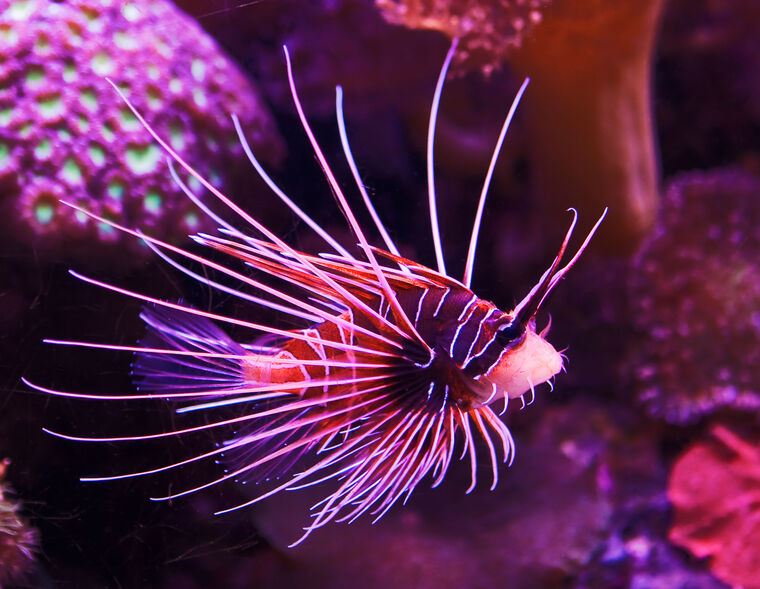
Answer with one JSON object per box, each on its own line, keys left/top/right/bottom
{"left": 29, "top": 41, "right": 605, "bottom": 545}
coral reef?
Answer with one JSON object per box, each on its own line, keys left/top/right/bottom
{"left": 0, "top": 0, "right": 280, "bottom": 259}
{"left": 375, "top": 0, "right": 549, "bottom": 75}
{"left": 630, "top": 169, "right": 760, "bottom": 424}
{"left": 0, "top": 460, "right": 38, "bottom": 586}
{"left": 668, "top": 424, "right": 760, "bottom": 589}
{"left": 0, "top": 1, "right": 756, "bottom": 587}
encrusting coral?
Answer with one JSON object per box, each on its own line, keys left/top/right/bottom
{"left": 668, "top": 424, "right": 760, "bottom": 589}
{"left": 0, "top": 0, "right": 280, "bottom": 259}
{"left": 629, "top": 169, "right": 760, "bottom": 424}
{"left": 0, "top": 459, "right": 38, "bottom": 586}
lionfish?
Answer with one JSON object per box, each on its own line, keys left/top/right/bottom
{"left": 26, "top": 41, "right": 606, "bottom": 546}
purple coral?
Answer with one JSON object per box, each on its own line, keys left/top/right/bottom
{"left": 630, "top": 169, "right": 760, "bottom": 423}
{"left": 0, "top": 0, "right": 280, "bottom": 258}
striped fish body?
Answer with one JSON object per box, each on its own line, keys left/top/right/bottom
{"left": 30, "top": 40, "right": 606, "bottom": 546}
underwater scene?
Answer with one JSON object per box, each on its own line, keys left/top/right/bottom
{"left": 1, "top": 0, "right": 759, "bottom": 587}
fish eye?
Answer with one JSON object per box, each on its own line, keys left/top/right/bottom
{"left": 495, "top": 322, "right": 525, "bottom": 347}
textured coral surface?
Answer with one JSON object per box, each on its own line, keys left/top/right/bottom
{"left": 0, "top": 0, "right": 279, "bottom": 258}
{"left": 669, "top": 425, "right": 760, "bottom": 589}
{"left": 630, "top": 170, "right": 760, "bottom": 423}
{"left": 376, "top": 0, "right": 549, "bottom": 74}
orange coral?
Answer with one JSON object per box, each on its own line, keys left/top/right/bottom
{"left": 509, "top": 0, "right": 665, "bottom": 252}
{"left": 376, "top": 0, "right": 549, "bottom": 74}
{"left": 668, "top": 424, "right": 760, "bottom": 589}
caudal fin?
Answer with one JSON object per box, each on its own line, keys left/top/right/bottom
{"left": 133, "top": 305, "right": 248, "bottom": 396}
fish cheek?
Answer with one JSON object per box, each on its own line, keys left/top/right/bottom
{"left": 488, "top": 332, "right": 562, "bottom": 399}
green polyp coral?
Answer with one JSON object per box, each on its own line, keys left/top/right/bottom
{"left": 118, "top": 108, "right": 140, "bottom": 131}
{"left": 79, "top": 89, "right": 98, "bottom": 112}
{"left": 36, "top": 93, "right": 63, "bottom": 119}
{"left": 192, "top": 88, "right": 208, "bottom": 109}
{"left": 191, "top": 59, "right": 206, "bottom": 82}
{"left": 125, "top": 144, "right": 160, "bottom": 175}
{"left": 33, "top": 32, "right": 51, "bottom": 55}
{"left": 143, "top": 191, "right": 162, "bottom": 213}
{"left": 60, "top": 158, "right": 83, "bottom": 185}
{"left": 0, "top": 142, "right": 11, "bottom": 171}
{"left": 24, "top": 67, "right": 44, "bottom": 90}
{"left": 113, "top": 31, "right": 138, "bottom": 51}
{"left": 90, "top": 52, "right": 113, "bottom": 76}
{"left": 33, "top": 140, "right": 52, "bottom": 160}
{"left": 121, "top": 2, "right": 141, "bottom": 23}
{"left": 62, "top": 61, "right": 77, "bottom": 82}
{"left": 107, "top": 181, "right": 124, "bottom": 200}
{"left": 4, "top": 0, "right": 35, "bottom": 22}
{"left": 169, "top": 123, "right": 185, "bottom": 151}
{"left": 0, "top": 0, "right": 281, "bottom": 263}
{"left": 88, "top": 144, "right": 105, "bottom": 166}
{"left": 100, "top": 123, "right": 115, "bottom": 143}
{"left": 0, "top": 23, "right": 18, "bottom": 45}
{"left": 34, "top": 202, "right": 54, "bottom": 224}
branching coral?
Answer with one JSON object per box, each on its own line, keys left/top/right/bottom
{"left": 630, "top": 169, "right": 760, "bottom": 424}
{"left": 0, "top": 460, "right": 38, "bottom": 586}
{"left": 668, "top": 424, "right": 760, "bottom": 589}
{"left": 0, "top": 0, "right": 280, "bottom": 259}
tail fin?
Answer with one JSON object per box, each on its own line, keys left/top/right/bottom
{"left": 133, "top": 305, "right": 248, "bottom": 396}
{"left": 133, "top": 306, "right": 317, "bottom": 485}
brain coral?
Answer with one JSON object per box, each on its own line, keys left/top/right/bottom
{"left": 0, "top": 0, "right": 280, "bottom": 258}
{"left": 630, "top": 169, "right": 760, "bottom": 424}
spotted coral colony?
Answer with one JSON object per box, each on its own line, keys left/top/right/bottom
{"left": 0, "top": 0, "right": 279, "bottom": 257}
{"left": 28, "top": 42, "right": 605, "bottom": 545}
